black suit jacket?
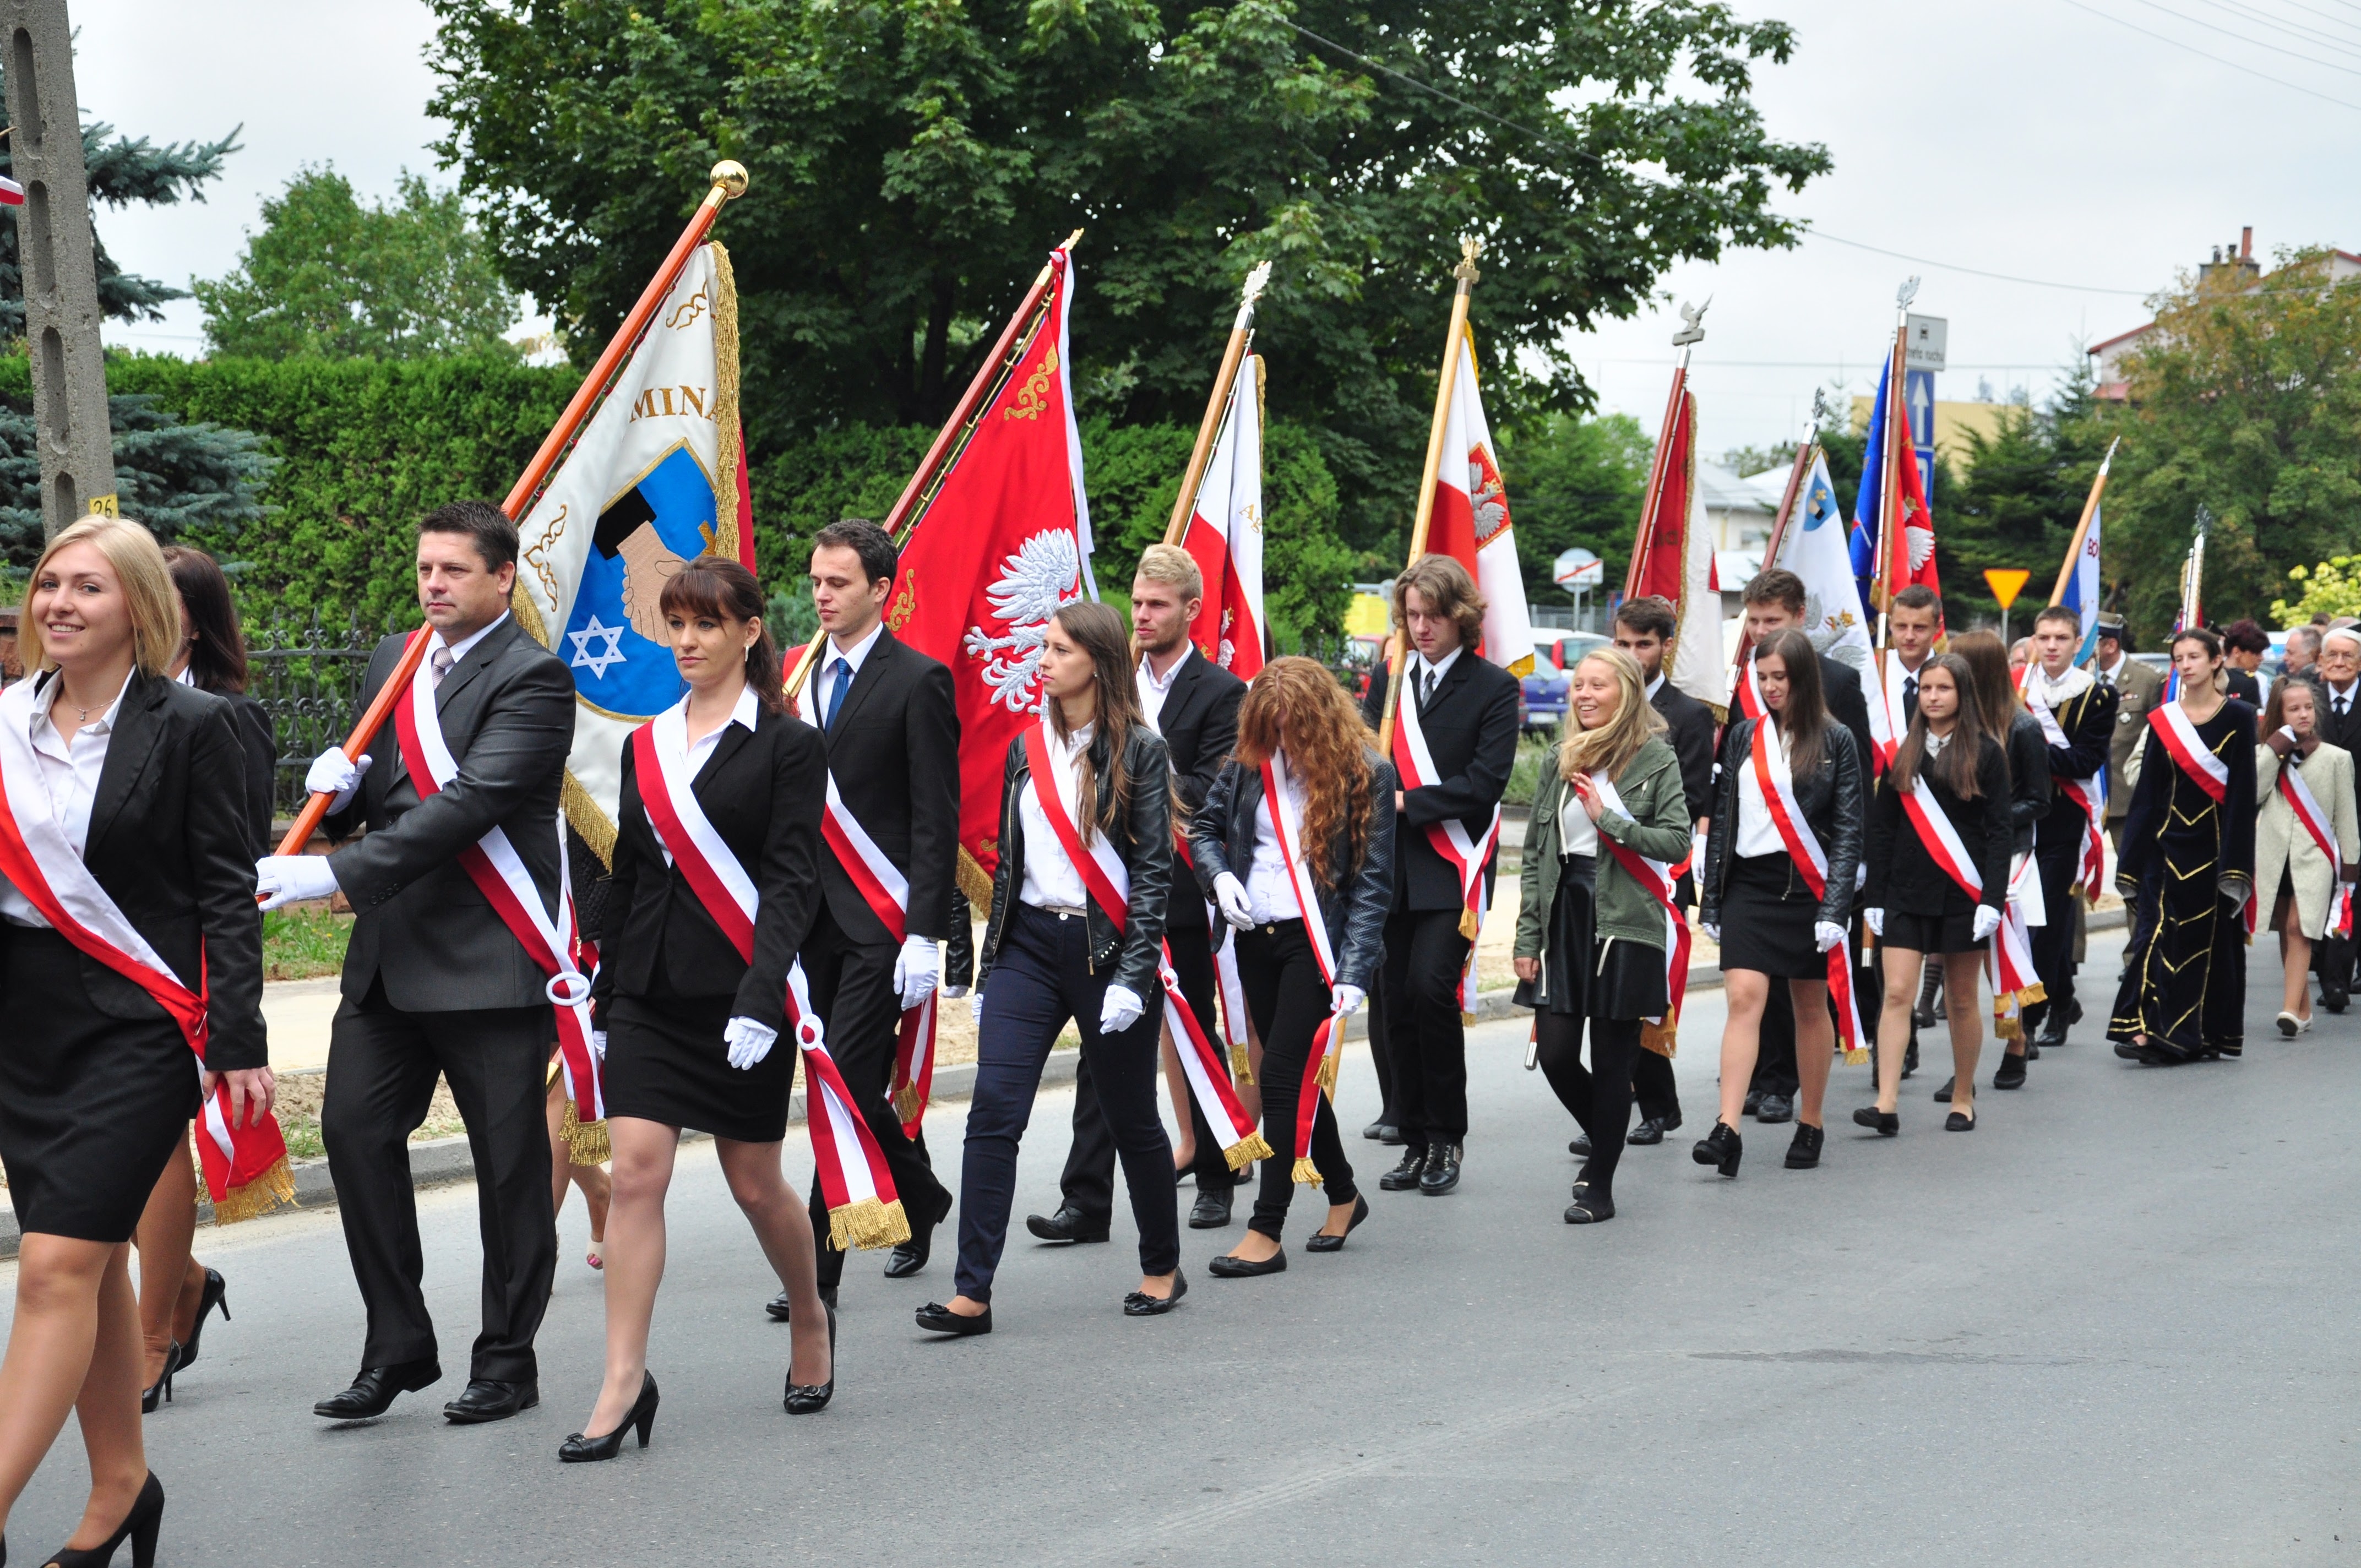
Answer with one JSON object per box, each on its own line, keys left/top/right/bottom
{"left": 1819, "top": 652, "right": 1876, "bottom": 785}
{"left": 806, "top": 628, "right": 960, "bottom": 945}
{"left": 592, "top": 704, "right": 825, "bottom": 1033}
{"left": 1650, "top": 679, "right": 1716, "bottom": 823}
{"left": 2032, "top": 677, "right": 2117, "bottom": 860}
{"left": 1359, "top": 650, "right": 1521, "bottom": 912}
{"left": 31, "top": 671, "right": 268, "bottom": 1070}
{"left": 1145, "top": 647, "right": 1243, "bottom": 939}
{"left": 2318, "top": 680, "right": 2361, "bottom": 815}
{"left": 325, "top": 617, "right": 577, "bottom": 1012}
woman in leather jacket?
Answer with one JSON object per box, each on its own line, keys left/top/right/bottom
{"left": 919, "top": 603, "right": 1183, "bottom": 1336}
{"left": 1190, "top": 657, "right": 1395, "bottom": 1273}
{"left": 1697, "top": 629, "right": 1865, "bottom": 1178}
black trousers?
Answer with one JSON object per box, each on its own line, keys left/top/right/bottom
{"left": 322, "top": 982, "right": 554, "bottom": 1382}
{"left": 1536, "top": 1010, "right": 1645, "bottom": 1196}
{"left": 1748, "top": 983, "right": 1801, "bottom": 1099}
{"left": 800, "top": 906, "right": 954, "bottom": 1289}
{"left": 1233, "top": 920, "right": 1355, "bottom": 1239}
{"left": 2026, "top": 843, "right": 2083, "bottom": 1033}
{"left": 1631, "top": 1048, "right": 1682, "bottom": 1126}
{"left": 956, "top": 905, "right": 1179, "bottom": 1301}
{"left": 1059, "top": 911, "right": 1234, "bottom": 1222}
{"left": 1377, "top": 904, "right": 1473, "bottom": 1148}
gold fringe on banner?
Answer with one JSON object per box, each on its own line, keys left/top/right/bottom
{"left": 1223, "top": 1131, "right": 1275, "bottom": 1170}
{"left": 1230, "top": 1044, "right": 1253, "bottom": 1084}
{"left": 956, "top": 846, "right": 994, "bottom": 912}
{"left": 1315, "top": 1049, "right": 1338, "bottom": 1095}
{"left": 829, "top": 1196, "right": 912, "bottom": 1253}
{"left": 1458, "top": 907, "right": 1479, "bottom": 941}
{"left": 707, "top": 241, "right": 744, "bottom": 563}
{"left": 1841, "top": 1047, "right": 1870, "bottom": 1065}
{"left": 559, "top": 1098, "right": 611, "bottom": 1166}
{"left": 892, "top": 1082, "right": 922, "bottom": 1123}
{"left": 212, "top": 1155, "right": 297, "bottom": 1226}
{"left": 1292, "top": 1156, "right": 1325, "bottom": 1188}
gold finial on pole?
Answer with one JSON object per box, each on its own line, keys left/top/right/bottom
{"left": 710, "top": 160, "right": 750, "bottom": 199}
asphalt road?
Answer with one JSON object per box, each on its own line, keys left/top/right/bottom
{"left": 4, "top": 927, "right": 2355, "bottom": 1566}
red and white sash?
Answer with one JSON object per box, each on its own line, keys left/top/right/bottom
{"left": 2019, "top": 667, "right": 2108, "bottom": 895}
{"left": 1021, "top": 721, "right": 1271, "bottom": 1170}
{"left": 1261, "top": 752, "right": 1346, "bottom": 1186}
{"left": 394, "top": 631, "right": 603, "bottom": 1138}
{"left": 1732, "top": 656, "right": 1766, "bottom": 722}
{"left": 792, "top": 658, "right": 938, "bottom": 1133}
{"left": 0, "top": 679, "right": 293, "bottom": 1221}
{"left": 1746, "top": 717, "right": 1865, "bottom": 1058}
{"left": 1393, "top": 680, "right": 1499, "bottom": 1009}
{"left": 2148, "top": 701, "right": 2231, "bottom": 803}
{"left": 629, "top": 710, "right": 909, "bottom": 1250}
{"left": 1586, "top": 771, "right": 1693, "bottom": 1058}
{"left": 1987, "top": 854, "right": 2047, "bottom": 1040}
{"left": 2276, "top": 755, "right": 2354, "bottom": 940}
{"left": 1873, "top": 653, "right": 1916, "bottom": 773}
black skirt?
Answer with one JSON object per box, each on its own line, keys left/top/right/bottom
{"left": 1718, "top": 854, "right": 1825, "bottom": 979}
{"left": 1883, "top": 909, "right": 1986, "bottom": 957}
{"left": 0, "top": 926, "right": 199, "bottom": 1242}
{"left": 1513, "top": 853, "right": 1669, "bottom": 1021}
{"left": 603, "top": 992, "right": 796, "bottom": 1143}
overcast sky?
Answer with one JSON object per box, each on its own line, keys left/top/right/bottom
{"left": 77, "top": 0, "right": 2361, "bottom": 467}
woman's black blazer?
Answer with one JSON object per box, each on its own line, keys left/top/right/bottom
{"left": 2002, "top": 709, "right": 2051, "bottom": 857}
{"left": 1190, "top": 750, "right": 1397, "bottom": 992}
{"left": 592, "top": 703, "right": 825, "bottom": 1033}
{"left": 1863, "top": 734, "right": 2014, "bottom": 918}
{"left": 22, "top": 670, "right": 268, "bottom": 1070}
{"left": 1700, "top": 717, "right": 1864, "bottom": 929}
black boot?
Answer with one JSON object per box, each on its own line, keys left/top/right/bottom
{"left": 1784, "top": 1123, "right": 1825, "bottom": 1169}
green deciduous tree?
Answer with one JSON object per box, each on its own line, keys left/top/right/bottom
{"left": 1497, "top": 411, "right": 1651, "bottom": 604}
{"left": 195, "top": 167, "right": 523, "bottom": 360}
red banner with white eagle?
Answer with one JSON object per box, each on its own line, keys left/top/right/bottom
{"left": 882, "top": 247, "right": 1093, "bottom": 901}
{"left": 1424, "top": 329, "right": 1532, "bottom": 675}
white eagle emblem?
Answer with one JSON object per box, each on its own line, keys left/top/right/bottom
{"left": 962, "top": 529, "right": 1083, "bottom": 712}
{"left": 1905, "top": 523, "right": 1936, "bottom": 573}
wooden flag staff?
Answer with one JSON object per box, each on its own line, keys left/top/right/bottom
{"left": 1161, "top": 262, "right": 1273, "bottom": 547}
{"left": 1620, "top": 298, "right": 1710, "bottom": 600}
{"left": 2046, "top": 436, "right": 2121, "bottom": 607}
{"left": 266, "top": 161, "right": 752, "bottom": 866}
{"left": 782, "top": 227, "right": 1086, "bottom": 702}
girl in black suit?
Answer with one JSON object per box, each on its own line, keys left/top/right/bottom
{"left": 130, "top": 546, "right": 276, "bottom": 1410}
{"left": 0, "top": 516, "right": 270, "bottom": 1567}
{"left": 567, "top": 558, "right": 833, "bottom": 1461}
{"left": 1860, "top": 653, "right": 2013, "bottom": 1134}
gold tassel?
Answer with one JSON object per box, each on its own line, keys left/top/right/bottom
{"left": 956, "top": 846, "right": 994, "bottom": 911}
{"left": 1641, "top": 1017, "right": 1678, "bottom": 1059}
{"left": 1223, "top": 1132, "right": 1275, "bottom": 1170}
{"left": 1841, "top": 1047, "right": 1869, "bottom": 1065}
{"left": 2019, "top": 982, "right": 2048, "bottom": 1005}
{"left": 1458, "top": 907, "right": 1480, "bottom": 940}
{"left": 828, "top": 1196, "right": 912, "bottom": 1253}
{"left": 1230, "top": 1044, "right": 1253, "bottom": 1084}
{"left": 211, "top": 1154, "right": 297, "bottom": 1226}
{"left": 568, "top": 1108, "right": 611, "bottom": 1167}
{"left": 1291, "top": 1156, "right": 1325, "bottom": 1188}
{"left": 1315, "top": 1049, "right": 1338, "bottom": 1094}
{"left": 706, "top": 240, "right": 744, "bottom": 564}
{"left": 892, "top": 1082, "right": 922, "bottom": 1123}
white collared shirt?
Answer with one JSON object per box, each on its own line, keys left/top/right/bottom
{"left": 2096, "top": 652, "right": 2128, "bottom": 686}
{"left": 1020, "top": 722, "right": 1095, "bottom": 911}
{"left": 2327, "top": 678, "right": 2360, "bottom": 717}
{"left": 1558, "top": 785, "right": 1601, "bottom": 858}
{"left": 1644, "top": 673, "right": 1665, "bottom": 702}
{"left": 0, "top": 673, "right": 130, "bottom": 928}
{"left": 645, "top": 684, "right": 761, "bottom": 868}
{"left": 1412, "top": 645, "right": 1464, "bottom": 709}
{"left": 1732, "top": 723, "right": 1789, "bottom": 859}
{"left": 429, "top": 609, "right": 510, "bottom": 673}
{"left": 1137, "top": 649, "right": 1187, "bottom": 734}
{"left": 1244, "top": 766, "right": 1306, "bottom": 922}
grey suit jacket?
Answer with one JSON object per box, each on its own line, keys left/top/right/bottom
{"left": 325, "top": 616, "right": 577, "bottom": 1012}
{"left": 2089, "top": 654, "right": 2166, "bottom": 819}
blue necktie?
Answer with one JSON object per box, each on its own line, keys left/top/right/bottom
{"left": 824, "top": 658, "right": 849, "bottom": 733}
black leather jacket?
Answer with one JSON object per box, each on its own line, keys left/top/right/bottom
{"left": 1701, "top": 717, "right": 1865, "bottom": 928}
{"left": 978, "top": 724, "right": 1173, "bottom": 1001}
{"left": 1190, "top": 751, "right": 1397, "bottom": 992}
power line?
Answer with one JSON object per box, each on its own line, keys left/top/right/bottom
{"left": 2188, "top": 0, "right": 2361, "bottom": 59}
{"left": 1804, "top": 231, "right": 2150, "bottom": 296}
{"left": 2058, "top": 0, "right": 2361, "bottom": 108}
{"left": 2118, "top": 0, "right": 2361, "bottom": 72}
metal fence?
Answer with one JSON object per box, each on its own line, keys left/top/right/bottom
{"left": 247, "top": 612, "right": 405, "bottom": 816}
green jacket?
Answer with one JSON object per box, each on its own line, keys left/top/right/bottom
{"left": 1515, "top": 734, "right": 1694, "bottom": 961}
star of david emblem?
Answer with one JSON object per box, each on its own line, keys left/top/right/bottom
{"left": 568, "top": 615, "right": 628, "bottom": 679}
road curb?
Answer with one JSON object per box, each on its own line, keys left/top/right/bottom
{"left": 0, "top": 910, "right": 2124, "bottom": 1257}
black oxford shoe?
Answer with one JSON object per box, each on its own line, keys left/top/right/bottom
{"left": 1188, "top": 1188, "right": 1234, "bottom": 1229}
{"left": 1625, "top": 1115, "right": 1679, "bottom": 1146}
{"left": 882, "top": 1221, "right": 934, "bottom": 1278}
{"left": 764, "top": 1283, "right": 838, "bottom": 1323}
{"left": 314, "top": 1358, "right": 441, "bottom": 1420}
{"left": 1377, "top": 1146, "right": 1428, "bottom": 1191}
{"left": 444, "top": 1377, "right": 537, "bottom": 1424}
{"left": 1024, "top": 1205, "right": 1111, "bottom": 1244}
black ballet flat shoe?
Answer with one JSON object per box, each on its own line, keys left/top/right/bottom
{"left": 559, "top": 1372, "right": 659, "bottom": 1462}
{"left": 141, "top": 1342, "right": 182, "bottom": 1415}
{"left": 1304, "top": 1193, "right": 1369, "bottom": 1254}
{"left": 41, "top": 1472, "right": 162, "bottom": 1568}
{"left": 915, "top": 1301, "right": 992, "bottom": 1336}
{"left": 1568, "top": 1133, "right": 1592, "bottom": 1157}
{"left": 784, "top": 1307, "right": 837, "bottom": 1414}
{"left": 1993, "top": 1053, "right": 2027, "bottom": 1090}
{"left": 1691, "top": 1121, "right": 1742, "bottom": 1178}
{"left": 1932, "top": 1076, "right": 1956, "bottom": 1102}
{"left": 1852, "top": 1106, "right": 1900, "bottom": 1136}
{"left": 1564, "top": 1189, "right": 1615, "bottom": 1223}
{"left": 313, "top": 1358, "right": 442, "bottom": 1420}
{"left": 1785, "top": 1123, "right": 1825, "bottom": 1169}
{"left": 1945, "top": 1109, "right": 1977, "bottom": 1131}
{"left": 175, "top": 1267, "right": 230, "bottom": 1373}
{"left": 1123, "top": 1269, "right": 1188, "bottom": 1316}
{"left": 1208, "top": 1248, "right": 1287, "bottom": 1277}
{"left": 1377, "top": 1146, "right": 1428, "bottom": 1191}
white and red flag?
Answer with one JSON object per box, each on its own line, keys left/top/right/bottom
{"left": 1176, "top": 354, "right": 1266, "bottom": 679}
{"left": 1424, "top": 331, "right": 1533, "bottom": 677}
{"left": 1628, "top": 387, "right": 1723, "bottom": 712}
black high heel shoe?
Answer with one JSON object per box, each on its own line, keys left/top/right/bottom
{"left": 140, "top": 1343, "right": 181, "bottom": 1415}
{"left": 42, "top": 1471, "right": 162, "bottom": 1568}
{"left": 1690, "top": 1121, "right": 1742, "bottom": 1178}
{"left": 784, "top": 1305, "right": 837, "bottom": 1414}
{"left": 174, "top": 1268, "right": 229, "bottom": 1373}
{"left": 558, "top": 1373, "right": 659, "bottom": 1462}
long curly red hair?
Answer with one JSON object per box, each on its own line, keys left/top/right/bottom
{"left": 1231, "top": 656, "right": 1375, "bottom": 889}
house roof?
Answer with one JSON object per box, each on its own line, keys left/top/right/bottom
{"left": 1695, "top": 459, "right": 1770, "bottom": 514}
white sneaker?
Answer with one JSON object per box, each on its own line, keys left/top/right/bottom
{"left": 2276, "top": 1011, "right": 2301, "bottom": 1037}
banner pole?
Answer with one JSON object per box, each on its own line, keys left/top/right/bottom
{"left": 1163, "top": 263, "right": 1272, "bottom": 547}
{"left": 2047, "top": 435, "right": 2120, "bottom": 607}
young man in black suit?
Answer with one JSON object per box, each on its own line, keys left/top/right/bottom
{"left": 2313, "top": 627, "right": 2361, "bottom": 1008}
{"left": 792, "top": 520, "right": 961, "bottom": 1301}
{"left": 275, "top": 502, "right": 576, "bottom": 1425}
{"left": 1718, "top": 569, "right": 1875, "bottom": 1124}
{"left": 2021, "top": 605, "right": 2118, "bottom": 1048}
{"left": 1028, "top": 544, "right": 1248, "bottom": 1240}
{"left": 1359, "top": 555, "right": 1521, "bottom": 1197}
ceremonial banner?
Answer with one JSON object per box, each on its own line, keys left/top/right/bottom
{"left": 1849, "top": 356, "right": 1944, "bottom": 619}
{"left": 886, "top": 246, "right": 1093, "bottom": 902}
{"left": 1776, "top": 449, "right": 1878, "bottom": 719}
{"left": 1631, "top": 389, "right": 1722, "bottom": 711}
{"left": 1424, "top": 331, "right": 1533, "bottom": 677}
{"left": 1177, "top": 355, "right": 1266, "bottom": 678}
{"left": 509, "top": 242, "right": 752, "bottom": 859}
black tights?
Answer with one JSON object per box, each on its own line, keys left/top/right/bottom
{"left": 1534, "top": 1010, "right": 1646, "bottom": 1197}
{"left": 1234, "top": 919, "right": 1357, "bottom": 1239}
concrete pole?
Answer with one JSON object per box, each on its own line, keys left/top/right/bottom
{"left": 3, "top": 0, "right": 115, "bottom": 537}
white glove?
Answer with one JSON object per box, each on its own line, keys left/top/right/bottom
{"left": 1814, "top": 921, "right": 1845, "bottom": 954}
{"left": 305, "top": 747, "right": 371, "bottom": 812}
{"left": 894, "top": 934, "right": 940, "bottom": 1010}
{"left": 971, "top": 990, "right": 987, "bottom": 1023}
{"left": 1330, "top": 982, "right": 1366, "bottom": 1018}
{"left": 1864, "top": 907, "right": 1885, "bottom": 938}
{"left": 590, "top": 1030, "right": 608, "bottom": 1064}
{"left": 942, "top": 984, "right": 970, "bottom": 1000}
{"left": 1972, "top": 905, "right": 2002, "bottom": 942}
{"left": 256, "top": 853, "right": 339, "bottom": 911}
{"left": 1100, "top": 983, "right": 1145, "bottom": 1035}
{"left": 1212, "top": 872, "right": 1253, "bottom": 930}
{"left": 1700, "top": 921, "right": 1721, "bottom": 943}
{"left": 723, "top": 1016, "right": 779, "bottom": 1071}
